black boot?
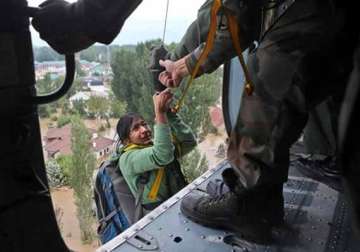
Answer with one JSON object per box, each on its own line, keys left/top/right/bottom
{"left": 180, "top": 169, "right": 284, "bottom": 244}
{"left": 293, "top": 156, "right": 342, "bottom": 191}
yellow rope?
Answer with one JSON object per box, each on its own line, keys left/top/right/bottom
{"left": 147, "top": 168, "right": 165, "bottom": 200}
{"left": 123, "top": 143, "right": 164, "bottom": 201}
{"left": 225, "top": 11, "right": 254, "bottom": 95}
{"left": 173, "top": 0, "right": 254, "bottom": 112}
{"left": 173, "top": 0, "right": 222, "bottom": 113}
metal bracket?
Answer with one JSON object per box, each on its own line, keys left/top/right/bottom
{"left": 127, "top": 230, "right": 159, "bottom": 251}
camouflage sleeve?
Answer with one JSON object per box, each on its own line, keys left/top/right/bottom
{"left": 182, "top": 0, "right": 262, "bottom": 75}
{"left": 69, "top": 0, "right": 142, "bottom": 44}
{"left": 170, "top": 0, "right": 213, "bottom": 61}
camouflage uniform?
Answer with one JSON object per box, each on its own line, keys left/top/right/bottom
{"left": 303, "top": 100, "right": 338, "bottom": 157}
{"left": 180, "top": 0, "right": 356, "bottom": 187}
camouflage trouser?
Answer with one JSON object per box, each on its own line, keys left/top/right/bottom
{"left": 303, "top": 99, "right": 338, "bottom": 157}
{"left": 227, "top": 0, "right": 354, "bottom": 187}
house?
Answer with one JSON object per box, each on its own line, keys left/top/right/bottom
{"left": 79, "top": 77, "right": 110, "bottom": 97}
{"left": 34, "top": 61, "right": 66, "bottom": 80}
{"left": 43, "top": 124, "right": 114, "bottom": 160}
{"left": 91, "top": 134, "right": 115, "bottom": 159}
{"left": 69, "top": 91, "right": 91, "bottom": 107}
{"left": 209, "top": 106, "right": 224, "bottom": 128}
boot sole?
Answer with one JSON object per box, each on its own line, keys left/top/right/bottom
{"left": 180, "top": 204, "right": 272, "bottom": 245}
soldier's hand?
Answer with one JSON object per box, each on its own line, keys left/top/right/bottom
{"left": 159, "top": 57, "right": 189, "bottom": 88}
{"left": 31, "top": 0, "right": 94, "bottom": 54}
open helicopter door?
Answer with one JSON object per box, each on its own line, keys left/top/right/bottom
{"left": 0, "top": 2, "right": 73, "bottom": 251}
{"left": 222, "top": 55, "right": 247, "bottom": 136}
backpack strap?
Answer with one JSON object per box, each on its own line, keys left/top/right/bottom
{"left": 94, "top": 162, "right": 107, "bottom": 220}
{"left": 99, "top": 205, "right": 123, "bottom": 224}
{"left": 122, "top": 143, "right": 171, "bottom": 219}
{"left": 134, "top": 172, "right": 150, "bottom": 222}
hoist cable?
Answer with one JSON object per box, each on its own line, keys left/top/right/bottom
{"left": 162, "top": 0, "right": 170, "bottom": 44}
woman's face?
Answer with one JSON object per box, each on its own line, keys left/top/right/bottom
{"left": 127, "top": 117, "right": 152, "bottom": 145}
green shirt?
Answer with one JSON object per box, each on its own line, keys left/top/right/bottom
{"left": 119, "top": 112, "right": 196, "bottom": 205}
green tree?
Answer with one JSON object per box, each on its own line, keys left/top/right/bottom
{"left": 57, "top": 114, "right": 72, "bottom": 128}
{"left": 37, "top": 74, "right": 69, "bottom": 117}
{"left": 178, "top": 69, "right": 222, "bottom": 136}
{"left": 75, "top": 60, "right": 86, "bottom": 77}
{"left": 111, "top": 42, "right": 155, "bottom": 123}
{"left": 33, "top": 46, "right": 64, "bottom": 62}
{"left": 110, "top": 94, "right": 127, "bottom": 118}
{"left": 56, "top": 155, "right": 73, "bottom": 184}
{"left": 45, "top": 159, "right": 66, "bottom": 188}
{"left": 36, "top": 73, "right": 54, "bottom": 94}
{"left": 70, "top": 116, "right": 96, "bottom": 243}
{"left": 87, "top": 96, "right": 110, "bottom": 120}
{"left": 72, "top": 99, "right": 88, "bottom": 117}
{"left": 180, "top": 149, "right": 208, "bottom": 182}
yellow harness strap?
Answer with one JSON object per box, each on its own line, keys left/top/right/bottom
{"left": 173, "top": 0, "right": 221, "bottom": 113}
{"left": 225, "top": 11, "right": 254, "bottom": 95}
{"left": 124, "top": 143, "right": 165, "bottom": 201}
{"left": 173, "top": 0, "right": 253, "bottom": 112}
{"left": 147, "top": 168, "right": 165, "bottom": 200}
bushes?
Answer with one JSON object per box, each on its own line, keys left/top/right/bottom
{"left": 45, "top": 159, "right": 67, "bottom": 188}
{"left": 56, "top": 155, "right": 72, "bottom": 185}
{"left": 180, "top": 149, "right": 209, "bottom": 182}
{"left": 57, "top": 114, "right": 72, "bottom": 127}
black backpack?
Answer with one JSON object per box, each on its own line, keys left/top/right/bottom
{"left": 93, "top": 157, "right": 149, "bottom": 244}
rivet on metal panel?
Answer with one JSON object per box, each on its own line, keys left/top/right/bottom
{"left": 185, "top": 228, "right": 190, "bottom": 231}
{"left": 200, "top": 235, "right": 206, "bottom": 239}
{"left": 138, "top": 245, "right": 143, "bottom": 249}
{"left": 169, "top": 234, "right": 174, "bottom": 238}
{"left": 158, "top": 227, "right": 162, "bottom": 231}
{"left": 183, "top": 220, "right": 188, "bottom": 224}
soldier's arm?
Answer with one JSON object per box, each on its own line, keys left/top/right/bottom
{"left": 31, "top": 0, "right": 142, "bottom": 54}
{"left": 172, "top": 0, "right": 261, "bottom": 75}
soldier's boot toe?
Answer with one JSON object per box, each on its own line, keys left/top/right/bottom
{"left": 180, "top": 186, "right": 275, "bottom": 244}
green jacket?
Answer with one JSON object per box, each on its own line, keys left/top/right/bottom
{"left": 171, "top": 0, "right": 261, "bottom": 75}
{"left": 118, "top": 112, "right": 196, "bottom": 205}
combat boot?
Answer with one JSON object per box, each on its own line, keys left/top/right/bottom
{"left": 263, "top": 184, "right": 284, "bottom": 227}
{"left": 180, "top": 168, "right": 284, "bottom": 244}
{"left": 294, "top": 156, "right": 342, "bottom": 191}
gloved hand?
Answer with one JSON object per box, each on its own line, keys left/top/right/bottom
{"left": 148, "top": 45, "right": 170, "bottom": 92}
{"left": 31, "top": 0, "right": 94, "bottom": 54}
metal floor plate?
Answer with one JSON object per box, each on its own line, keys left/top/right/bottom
{"left": 97, "top": 160, "right": 360, "bottom": 252}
